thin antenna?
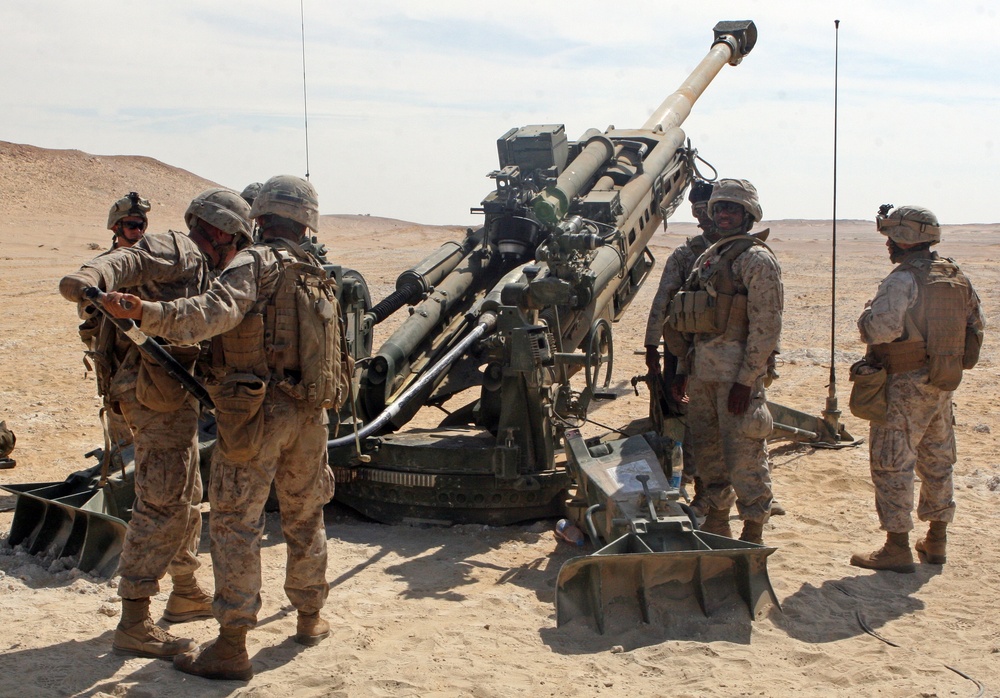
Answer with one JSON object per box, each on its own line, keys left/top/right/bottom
{"left": 300, "top": 0, "right": 311, "bottom": 180}
{"left": 822, "top": 19, "right": 842, "bottom": 436}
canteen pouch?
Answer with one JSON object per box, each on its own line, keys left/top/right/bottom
{"left": 207, "top": 373, "right": 268, "bottom": 461}
{"left": 849, "top": 359, "right": 887, "bottom": 423}
{"left": 136, "top": 344, "right": 201, "bottom": 412}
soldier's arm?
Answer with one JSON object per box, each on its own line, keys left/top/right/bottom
{"left": 857, "top": 272, "right": 917, "bottom": 344}
{"left": 62, "top": 232, "right": 194, "bottom": 300}
{"left": 736, "top": 248, "right": 783, "bottom": 387}
{"left": 139, "top": 252, "right": 262, "bottom": 345}
{"left": 644, "top": 246, "right": 690, "bottom": 347}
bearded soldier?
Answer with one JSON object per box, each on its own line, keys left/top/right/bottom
{"left": 105, "top": 175, "right": 347, "bottom": 681}
{"left": 665, "top": 178, "right": 782, "bottom": 544}
{"left": 850, "top": 205, "right": 984, "bottom": 573}
{"left": 59, "top": 189, "right": 253, "bottom": 658}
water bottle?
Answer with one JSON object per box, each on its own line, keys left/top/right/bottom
{"left": 670, "top": 441, "right": 684, "bottom": 489}
{"left": 555, "top": 518, "right": 585, "bottom": 546}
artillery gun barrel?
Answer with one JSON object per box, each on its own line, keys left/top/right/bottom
{"left": 533, "top": 20, "right": 756, "bottom": 228}
{"left": 367, "top": 249, "right": 485, "bottom": 387}
{"left": 642, "top": 20, "right": 757, "bottom": 131}
{"left": 365, "top": 233, "right": 482, "bottom": 326}
{"left": 328, "top": 310, "right": 498, "bottom": 450}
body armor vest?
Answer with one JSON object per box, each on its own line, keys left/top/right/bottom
{"left": 869, "top": 253, "right": 975, "bottom": 389}
{"left": 666, "top": 234, "right": 768, "bottom": 338}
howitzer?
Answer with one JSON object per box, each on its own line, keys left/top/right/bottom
{"left": 329, "top": 20, "right": 759, "bottom": 525}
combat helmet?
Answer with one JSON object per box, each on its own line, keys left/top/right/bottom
{"left": 249, "top": 175, "right": 320, "bottom": 232}
{"left": 688, "top": 179, "right": 714, "bottom": 205}
{"left": 708, "top": 178, "right": 762, "bottom": 223}
{"left": 107, "top": 192, "right": 151, "bottom": 230}
{"left": 240, "top": 182, "right": 263, "bottom": 206}
{"left": 185, "top": 188, "right": 253, "bottom": 245}
{"left": 876, "top": 204, "right": 941, "bottom": 245}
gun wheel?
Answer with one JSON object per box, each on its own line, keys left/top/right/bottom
{"left": 585, "top": 318, "right": 614, "bottom": 393}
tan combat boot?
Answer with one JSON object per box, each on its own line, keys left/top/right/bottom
{"left": 688, "top": 478, "right": 709, "bottom": 519}
{"left": 739, "top": 520, "right": 765, "bottom": 545}
{"left": 294, "top": 611, "right": 331, "bottom": 646}
{"left": 173, "top": 627, "right": 253, "bottom": 681}
{"left": 163, "top": 572, "right": 214, "bottom": 623}
{"left": 915, "top": 521, "right": 947, "bottom": 564}
{"left": 699, "top": 508, "right": 733, "bottom": 538}
{"left": 113, "top": 598, "right": 198, "bottom": 659}
{"left": 850, "top": 532, "right": 916, "bottom": 573}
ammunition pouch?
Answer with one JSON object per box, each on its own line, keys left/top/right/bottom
{"left": 848, "top": 359, "right": 887, "bottom": 423}
{"left": 666, "top": 290, "right": 748, "bottom": 340}
{"left": 207, "top": 372, "right": 269, "bottom": 461}
{"left": 136, "top": 344, "right": 201, "bottom": 412}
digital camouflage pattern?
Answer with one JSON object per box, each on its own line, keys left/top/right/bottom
{"left": 139, "top": 241, "right": 338, "bottom": 629}
{"left": 60, "top": 230, "right": 219, "bottom": 600}
{"left": 209, "top": 390, "right": 333, "bottom": 628}
{"left": 116, "top": 378, "right": 203, "bottom": 598}
{"left": 688, "top": 244, "right": 783, "bottom": 385}
{"left": 686, "top": 240, "right": 782, "bottom": 524}
{"left": 687, "top": 375, "right": 773, "bottom": 523}
{"left": 644, "top": 238, "right": 702, "bottom": 346}
{"left": 859, "top": 251, "right": 985, "bottom": 533}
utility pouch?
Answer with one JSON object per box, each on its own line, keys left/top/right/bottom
{"left": 848, "top": 359, "right": 887, "bottom": 423}
{"left": 207, "top": 373, "right": 268, "bottom": 461}
{"left": 963, "top": 326, "right": 983, "bottom": 370}
{"left": 927, "top": 355, "right": 963, "bottom": 391}
{"left": 136, "top": 344, "right": 200, "bottom": 412}
{"left": 738, "top": 392, "right": 773, "bottom": 439}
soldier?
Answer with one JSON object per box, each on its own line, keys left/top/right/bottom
{"left": 665, "top": 178, "right": 782, "bottom": 544}
{"left": 104, "top": 175, "right": 346, "bottom": 682}
{"left": 645, "top": 179, "right": 716, "bottom": 514}
{"left": 239, "top": 182, "right": 263, "bottom": 207}
{"left": 108, "top": 191, "right": 151, "bottom": 249}
{"left": 78, "top": 193, "right": 153, "bottom": 449}
{"left": 850, "top": 205, "right": 984, "bottom": 573}
{"left": 59, "top": 188, "right": 253, "bottom": 659}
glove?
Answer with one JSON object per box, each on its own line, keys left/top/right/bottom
{"left": 727, "top": 382, "right": 752, "bottom": 415}
{"left": 644, "top": 345, "right": 661, "bottom": 374}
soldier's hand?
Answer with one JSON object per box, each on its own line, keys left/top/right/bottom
{"left": 727, "top": 382, "right": 752, "bottom": 415}
{"left": 103, "top": 292, "right": 144, "bottom": 320}
{"left": 644, "top": 345, "right": 661, "bottom": 375}
{"left": 59, "top": 275, "right": 90, "bottom": 302}
{"left": 671, "top": 374, "right": 689, "bottom": 405}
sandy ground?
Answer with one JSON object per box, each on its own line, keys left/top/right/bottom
{"left": 1, "top": 143, "right": 999, "bottom": 697}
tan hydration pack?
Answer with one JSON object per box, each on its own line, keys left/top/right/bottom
{"left": 666, "top": 234, "right": 771, "bottom": 338}
{"left": 216, "top": 241, "right": 347, "bottom": 411}
{"left": 869, "top": 256, "right": 979, "bottom": 391}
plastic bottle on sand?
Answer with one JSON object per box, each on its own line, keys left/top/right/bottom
{"left": 555, "top": 518, "right": 585, "bottom": 547}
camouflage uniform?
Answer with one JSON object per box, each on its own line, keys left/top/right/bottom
{"left": 139, "top": 242, "right": 335, "bottom": 630}
{"left": 859, "top": 250, "right": 985, "bottom": 533}
{"left": 62, "top": 231, "right": 216, "bottom": 599}
{"left": 685, "top": 243, "right": 783, "bottom": 524}
{"left": 645, "top": 241, "right": 702, "bottom": 348}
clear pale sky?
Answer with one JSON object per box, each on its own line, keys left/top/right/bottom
{"left": 3, "top": 1, "right": 997, "bottom": 225}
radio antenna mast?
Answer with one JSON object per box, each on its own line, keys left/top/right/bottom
{"left": 300, "top": 0, "right": 311, "bottom": 180}
{"left": 821, "top": 19, "right": 846, "bottom": 440}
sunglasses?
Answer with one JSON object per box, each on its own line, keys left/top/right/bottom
{"left": 121, "top": 221, "right": 146, "bottom": 231}
{"left": 713, "top": 201, "right": 745, "bottom": 214}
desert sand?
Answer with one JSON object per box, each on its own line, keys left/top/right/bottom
{"left": 0, "top": 142, "right": 998, "bottom": 697}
